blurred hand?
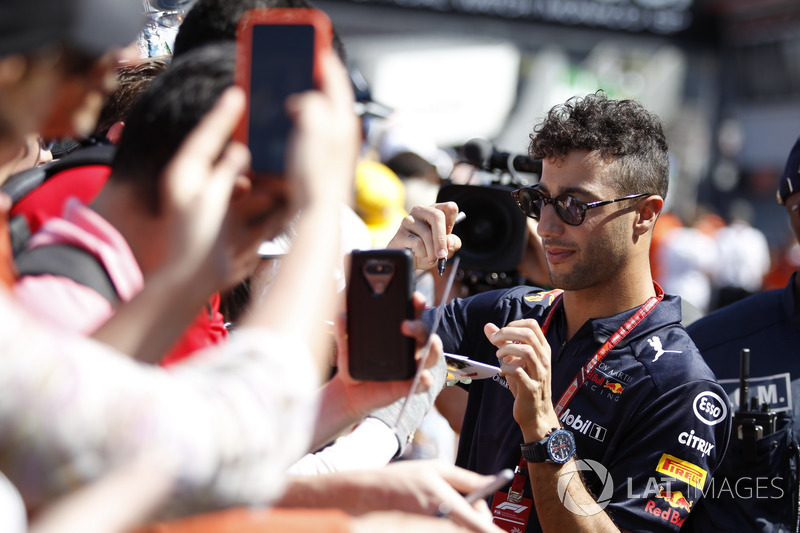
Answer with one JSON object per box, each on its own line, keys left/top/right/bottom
{"left": 331, "top": 291, "right": 442, "bottom": 418}
{"left": 339, "top": 460, "right": 503, "bottom": 533}
{"left": 387, "top": 202, "right": 462, "bottom": 270}
{"left": 158, "top": 86, "right": 251, "bottom": 293}
{"left": 284, "top": 51, "right": 360, "bottom": 211}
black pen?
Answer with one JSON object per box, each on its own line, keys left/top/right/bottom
{"left": 436, "top": 468, "right": 514, "bottom": 518}
{"left": 438, "top": 211, "right": 467, "bottom": 277}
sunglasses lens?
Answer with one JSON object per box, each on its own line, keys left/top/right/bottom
{"left": 556, "top": 195, "right": 584, "bottom": 226}
{"left": 519, "top": 189, "right": 542, "bottom": 219}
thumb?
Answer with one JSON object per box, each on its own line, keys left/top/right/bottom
{"left": 483, "top": 322, "right": 500, "bottom": 343}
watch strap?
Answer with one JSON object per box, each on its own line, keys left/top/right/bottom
{"left": 520, "top": 440, "right": 548, "bottom": 463}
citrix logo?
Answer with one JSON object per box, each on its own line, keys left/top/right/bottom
{"left": 678, "top": 429, "right": 715, "bottom": 457}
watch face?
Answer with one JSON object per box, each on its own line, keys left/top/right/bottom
{"left": 547, "top": 430, "right": 576, "bottom": 464}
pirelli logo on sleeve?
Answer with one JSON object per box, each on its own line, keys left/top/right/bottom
{"left": 655, "top": 453, "right": 707, "bottom": 490}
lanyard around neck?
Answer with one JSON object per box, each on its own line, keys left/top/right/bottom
{"left": 541, "top": 283, "right": 665, "bottom": 417}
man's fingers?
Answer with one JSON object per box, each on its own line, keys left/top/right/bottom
{"left": 319, "top": 50, "right": 355, "bottom": 108}
{"left": 402, "top": 318, "right": 427, "bottom": 343}
{"left": 412, "top": 291, "right": 427, "bottom": 319}
{"left": 431, "top": 463, "right": 497, "bottom": 496}
{"left": 174, "top": 86, "right": 246, "bottom": 171}
{"left": 209, "top": 141, "right": 251, "bottom": 191}
{"left": 483, "top": 323, "right": 500, "bottom": 343}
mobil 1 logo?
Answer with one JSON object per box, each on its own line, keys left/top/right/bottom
{"left": 559, "top": 408, "right": 608, "bottom": 442}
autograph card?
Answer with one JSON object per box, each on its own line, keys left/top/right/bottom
{"left": 445, "top": 352, "right": 500, "bottom": 381}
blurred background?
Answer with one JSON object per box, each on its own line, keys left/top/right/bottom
{"left": 142, "top": 0, "right": 800, "bottom": 307}
{"left": 322, "top": 0, "right": 798, "bottom": 241}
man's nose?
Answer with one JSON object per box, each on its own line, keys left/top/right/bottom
{"left": 536, "top": 202, "right": 563, "bottom": 238}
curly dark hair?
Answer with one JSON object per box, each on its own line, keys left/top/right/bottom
{"left": 529, "top": 91, "right": 669, "bottom": 200}
{"left": 94, "top": 57, "right": 170, "bottom": 138}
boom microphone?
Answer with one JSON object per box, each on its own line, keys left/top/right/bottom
{"left": 461, "top": 138, "right": 542, "bottom": 175}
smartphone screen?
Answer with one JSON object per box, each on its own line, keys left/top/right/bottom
{"left": 247, "top": 24, "right": 315, "bottom": 174}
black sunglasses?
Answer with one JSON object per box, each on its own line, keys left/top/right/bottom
{"left": 511, "top": 186, "right": 651, "bottom": 226}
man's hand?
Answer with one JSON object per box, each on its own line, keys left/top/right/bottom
{"left": 387, "top": 202, "right": 462, "bottom": 270}
{"left": 331, "top": 291, "right": 443, "bottom": 419}
{"left": 285, "top": 51, "right": 360, "bottom": 210}
{"left": 158, "top": 86, "right": 251, "bottom": 293}
{"left": 282, "top": 460, "right": 504, "bottom": 533}
{"left": 484, "top": 319, "right": 560, "bottom": 442}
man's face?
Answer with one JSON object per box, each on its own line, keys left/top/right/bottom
{"left": 535, "top": 150, "right": 637, "bottom": 291}
{"left": 0, "top": 54, "right": 63, "bottom": 150}
{"left": 40, "top": 44, "right": 139, "bottom": 140}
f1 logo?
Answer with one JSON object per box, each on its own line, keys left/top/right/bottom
{"left": 495, "top": 502, "right": 529, "bottom": 513}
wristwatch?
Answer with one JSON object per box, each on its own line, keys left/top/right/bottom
{"left": 520, "top": 428, "right": 576, "bottom": 464}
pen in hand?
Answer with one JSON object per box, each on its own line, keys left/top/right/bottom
{"left": 438, "top": 211, "right": 467, "bottom": 277}
{"left": 436, "top": 468, "right": 514, "bottom": 518}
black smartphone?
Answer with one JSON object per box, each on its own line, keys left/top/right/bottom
{"left": 346, "top": 249, "right": 416, "bottom": 381}
{"left": 234, "top": 8, "right": 332, "bottom": 175}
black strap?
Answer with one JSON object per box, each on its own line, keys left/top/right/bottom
{"left": 792, "top": 438, "right": 800, "bottom": 533}
{"left": 15, "top": 244, "right": 119, "bottom": 306}
{"left": 0, "top": 144, "right": 116, "bottom": 203}
{"left": 8, "top": 215, "right": 31, "bottom": 258}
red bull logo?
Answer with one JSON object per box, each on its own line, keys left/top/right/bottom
{"left": 603, "top": 381, "right": 624, "bottom": 394}
{"left": 657, "top": 486, "right": 693, "bottom": 511}
{"left": 643, "top": 499, "right": 688, "bottom": 527}
{"left": 525, "top": 289, "right": 563, "bottom": 305}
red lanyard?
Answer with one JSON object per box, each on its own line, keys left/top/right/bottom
{"left": 506, "top": 283, "right": 666, "bottom": 501}
{"left": 543, "top": 282, "right": 665, "bottom": 417}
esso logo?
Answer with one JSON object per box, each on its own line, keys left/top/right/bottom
{"left": 692, "top": 391, "right": 728, "bottom": 426}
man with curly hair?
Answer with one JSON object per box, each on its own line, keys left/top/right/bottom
{"left": 389, "top": 91, "right": 730, "bottom": 532}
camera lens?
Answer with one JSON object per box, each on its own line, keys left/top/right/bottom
{"left": 437, "top": 184, "right": 527, "bottom": 272}
{"left": 365, "top": 262, "right": 393, "bottom": 275}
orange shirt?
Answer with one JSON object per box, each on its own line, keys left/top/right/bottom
{"left": 1, "top": 211, "right": 16, "bottom": 289}
{"left": 135, "top": 508, "right": 353, "bottom": 533}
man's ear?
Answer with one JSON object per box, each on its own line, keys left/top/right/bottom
{"left": 634, "top": 195, "right": 664, "bottom": 237}
{"left": 106, "top": 121, "right": 125, "bottom": 145}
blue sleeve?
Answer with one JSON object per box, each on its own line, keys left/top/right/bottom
{"left": 602, "top": 380, "right": 732, "bottom": 532}
{"left": 425, "top": 288, "right": 518, "bottom": 365}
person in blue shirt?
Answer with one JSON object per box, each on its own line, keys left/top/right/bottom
{"left": 389, "top": 91, "right": 731, "bottom": 533}
{"left": 683, "top": 136, "right": 800, "bottom": 533}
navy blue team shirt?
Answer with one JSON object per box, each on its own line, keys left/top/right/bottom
{"left": 428, "top": 286, "right": 731, "bottom": 532}
{"left": 684, "top": 273, "right": 800, "bottom": 532}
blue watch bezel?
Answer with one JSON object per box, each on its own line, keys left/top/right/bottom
{"left": 545, "top": 428, "right": 576, "bottom": 464}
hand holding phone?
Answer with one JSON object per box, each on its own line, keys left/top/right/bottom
{"left": 346, "top": 249, "right": 416, "bottom": 381}
{"left": 234, "top": 8, "right": 332, "bottom": 174}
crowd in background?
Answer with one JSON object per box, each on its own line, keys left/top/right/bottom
{"left": 2, "top": 0, "right": 800, "bottom": 532}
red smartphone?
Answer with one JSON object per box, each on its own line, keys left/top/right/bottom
{"left": 234, "top": 8, "right": 332, "bottom": 175}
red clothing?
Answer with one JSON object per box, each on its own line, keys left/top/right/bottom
{"left": 161, "top": 291, "right": 229, "bottom": 366}
{"left": 14, "top": 199, "right": 227, "bottom": 365}
{"left": 10, "top": 163, "right": 111, "bottom": 236}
